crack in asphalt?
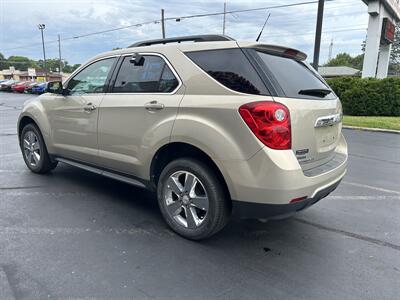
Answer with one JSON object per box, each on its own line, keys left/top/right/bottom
{"left": 294, "top": 218, "right": 400, "bottom": 252}
{"left": 349, "top": 153, "right": 400, "bottom": 165}
{"left": 0, "top": 186, "right": 43, "bottom": 190}
{"left": 0, "top": 265, "right": 16, "bottom": 300}
{"left": 0, "top": 102, "right": 22, "bottom": 110}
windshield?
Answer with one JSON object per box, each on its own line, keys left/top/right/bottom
{"left": 256, "top": 51, "right": 335, "bottom": 100}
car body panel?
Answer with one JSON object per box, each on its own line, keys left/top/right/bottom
{"left": 17, "top": 39, "right": 348, "bottom": 214}
{"left": 98, "top": 89, "right": 186, "bottom": 178}
{"left": 41, "top": 93, "right": 104, "bottom": 164}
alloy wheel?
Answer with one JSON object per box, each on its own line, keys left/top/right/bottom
{"left": 163, "top": 171, "right": 209, "bottom": 229}
{"left": 23, "top": 130, "right": 41, "bottom": 167}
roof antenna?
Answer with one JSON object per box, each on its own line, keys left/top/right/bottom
{"left": 256, "top": 12, "right": 271, "bottom": 42}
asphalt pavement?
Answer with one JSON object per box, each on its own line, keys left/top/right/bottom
{"left": 1, "top": 92, "right": 399, "bottom": 299}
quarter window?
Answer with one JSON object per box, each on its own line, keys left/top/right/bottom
{"left": 113, "top": 55, "right": 179, "bottom": 93}
{"left": 67, "top": 57, "right": 116, "bottom": 94}
{"left": 185, "top": 49, "right": 270, "bottom": 95}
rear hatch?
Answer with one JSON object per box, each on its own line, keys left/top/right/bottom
{"left": 247, "top": 45, "right": 342, "bottom": 170}
{"left": 184, "top": 42, "right": 342, "bottom": 170}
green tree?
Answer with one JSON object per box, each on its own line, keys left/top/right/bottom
{"left": 62, "top": 61, "right": 81, "bottom": 73}
{"left": 325, "top": 53, "right": 364, "bottom": 70}
{"left": 6, "top": 56, "right": 38, "bottom": 71}
{"left": 0, "top": 52, "right": 7, "bottom": 69}
{"left": 390, "top": 23, "right": 400, "bottom": 64}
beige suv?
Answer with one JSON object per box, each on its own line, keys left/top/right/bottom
{"left": 18, "top": 35, "right": 347, "bottom": 240}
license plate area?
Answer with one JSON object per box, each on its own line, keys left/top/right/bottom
{"left": 316, "top": 125, "right": 339, "bottom": 149}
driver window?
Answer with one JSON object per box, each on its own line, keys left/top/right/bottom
{"left": 67, "top": 57, "right": 116, "bottom": 94}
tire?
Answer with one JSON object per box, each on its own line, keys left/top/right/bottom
{"left": 20, "top": 123, "right": 58, "bottom": 174}
{"left": 157, "top": 158, "right": 231, "bottom": 240}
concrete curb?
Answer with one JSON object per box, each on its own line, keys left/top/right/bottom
{"left": 343, "top": 125, "right": 400, "bottom": 134}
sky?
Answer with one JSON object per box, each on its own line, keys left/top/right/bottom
{"left": 0, "top": 0, "right": 368, "bottom": 65}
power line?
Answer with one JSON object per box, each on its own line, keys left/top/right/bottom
{"left": 1, "top": 0, "right": 340, "bottom": 52}
{"left": 164, "top": 0, "right": 338, "bottom": 21}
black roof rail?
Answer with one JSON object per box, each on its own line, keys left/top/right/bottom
{"left": 129, "top": 34, "right": 235, "bottom": 48}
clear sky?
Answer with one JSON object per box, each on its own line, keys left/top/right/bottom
{"left": 0, "top": 0, "right": 368, "bottom": 65}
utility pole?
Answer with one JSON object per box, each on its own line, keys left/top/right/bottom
{"left": 161, "top": 9, "right": 166, "bottom": 39}
{"left": 38, "top": 24, "right": 47, "bottom": 81}
{"left": 328, "top": 38, "right": 333, "bottom": 61}
{"left": 312, "top": 0, "right": 325, "bottom": 71}
{"left": 223, "top": 2, "right": 227, "bottom": 35}
{"left": 58, "top": 34, "right": 62, "bottom": 74}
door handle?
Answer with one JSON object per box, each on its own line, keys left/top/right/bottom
{"left": 144, "top": 101, "right": 164, "bottom": 112}
{"left": 84, "top": 103, "right": 97, "bottom": 112}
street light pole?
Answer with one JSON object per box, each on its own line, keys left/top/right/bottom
{"left": 312, "top": 0, "right": 325, "bottom": 71}
{"left": 38, "top": 24, "right": 47, "bottom": 81}
{"left": 161, "top": 9, "right": 166, "bottom": 39}
{"left": 58, "top": 34, "right": 62, "bottom": 74}
{"left": 223, "top": 2, "right": 227, "bottom": 35}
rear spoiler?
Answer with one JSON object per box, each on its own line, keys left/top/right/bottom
{"left": 237, "top": 41, "right": 307, "bottom": 61}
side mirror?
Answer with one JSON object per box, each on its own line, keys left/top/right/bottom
{"left": 129, "top": 53, "right": 145, "bottom": 66}
{"left": 46, "top": 81, "right": 63, "bottom": 94}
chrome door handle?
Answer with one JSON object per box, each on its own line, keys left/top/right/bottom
{"left": 144, "top": 101, "right": 164, "bottom": 112}
{"left": 84, "top": 103, "right": 97, "bottom": 112}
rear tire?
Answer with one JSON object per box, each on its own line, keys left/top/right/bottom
{"left": 20, "top": 123, "right": 58, "bottom": 174}
{"left": 157, "top": 158, "right": 230, "bottom": 240}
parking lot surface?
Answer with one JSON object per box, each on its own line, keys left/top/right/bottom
{"left": 1, "top": 92, "right": 399, "bottom": 299}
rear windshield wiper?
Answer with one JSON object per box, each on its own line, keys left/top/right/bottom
{"left": 299, "top": 88, "right": 332, "bottom": 98}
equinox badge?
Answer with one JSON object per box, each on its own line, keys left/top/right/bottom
{"left": 314, "top": 113, "right": 342, "bottom": 128}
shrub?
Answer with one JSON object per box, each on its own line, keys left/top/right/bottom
{"left": 326, "top": 77, "right": 400, "bottom": 116}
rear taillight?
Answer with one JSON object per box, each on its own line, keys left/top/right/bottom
{"left": 239, "top": 101, "right": 291, "bottom": 150}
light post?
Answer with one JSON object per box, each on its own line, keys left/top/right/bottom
{"left": 38, "top": 24, "right": 47, "bottom": 81}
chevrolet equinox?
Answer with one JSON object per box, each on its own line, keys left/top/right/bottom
{"left": 18, "top": 35, "right": 348, "bottom": 240}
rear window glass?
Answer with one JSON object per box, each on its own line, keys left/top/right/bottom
{"left": 256, "top": 51, "right": 335, "bottom": 99}
{"left": 185, "top": 49, "right": 270, "bottom": 95}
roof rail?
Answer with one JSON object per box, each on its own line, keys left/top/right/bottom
{"left": 129, "top": 34, "right": 235, "bottom": 48}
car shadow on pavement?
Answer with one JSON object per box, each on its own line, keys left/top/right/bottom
{"left": 50, "top": 163, "right": 304, "bottom": 246}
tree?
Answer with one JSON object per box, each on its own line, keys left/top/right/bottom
{"left": 325, "top": 53, "right": 364, "bottom": 70}
{"left": 0, "top": 54, "right": 81, "bottom": 73}
{"left": 6, "top": 56, "right": 38, "bottom": 71}
{"left": 390, "top": 23, "right": 400, "bottom": 64}
{"left": 0, "top": 52, "right": 7, "bottom": 70}
{"left": 62, "top": 61, "right": 81, "bottom": 73}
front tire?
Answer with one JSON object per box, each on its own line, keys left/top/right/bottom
{"left": 20, "top": 123, "right": 58, "bottom": 174}
{"left": 157, "top": 158, "right": 230, "bottom": 240}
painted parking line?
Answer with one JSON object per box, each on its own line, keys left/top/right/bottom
{"left": 342, "top": 181, "right": 400, "bottom": 195}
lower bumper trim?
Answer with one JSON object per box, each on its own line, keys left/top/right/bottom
{"left": 232, "top": 179, "right": 342, "bottom": 219}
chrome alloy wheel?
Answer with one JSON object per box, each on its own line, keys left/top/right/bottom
{"left": 163, "top": 171, "right": 209, "bottom": 229}
{"left": 23, "top": 131, "right": 41, "bottom": 167}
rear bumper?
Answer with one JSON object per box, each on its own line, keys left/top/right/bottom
{"left": 232, "top": 178, "right": 342, "bottom": 219}
{"left": 215, "top": 133, "right": 347, "bottom": 207}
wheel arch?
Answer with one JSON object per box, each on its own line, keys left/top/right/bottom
{"left": 150, "top": 142, "right": 232, "bottom": 201}
{"left": 18, "top": 115, "right": 38, "bottom": 139}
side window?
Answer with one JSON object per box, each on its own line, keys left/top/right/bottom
{"left": 185, "top": 49, "right": 270, "bottom": 95}
{"left": 113, "top": 55, "right": 179, "bottom": 93}
{"left": 67, "top": 57, "right": 116, "bottom": 94}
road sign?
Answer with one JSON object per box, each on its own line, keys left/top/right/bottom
{"left": 28, "top": 68, "right": 36, "bottom": 77}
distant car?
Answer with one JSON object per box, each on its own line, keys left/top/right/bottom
{"left": 0, "top": 80, "right": 19, "bottom": 91}
{"left": 0, "top": 79, "right": 8, "bottom": 84}
{"left": 25, "top": 82, "right": 38, "bottom": 93}
{"left": 12, "top": 81, "right": 32, "bottom": 93}
{"left": 31, "top": 82, "right": 47, "bottom": 94}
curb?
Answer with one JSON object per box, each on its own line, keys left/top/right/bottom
{"left": 343, "top": 125, "right": 400, "bottom": 134}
